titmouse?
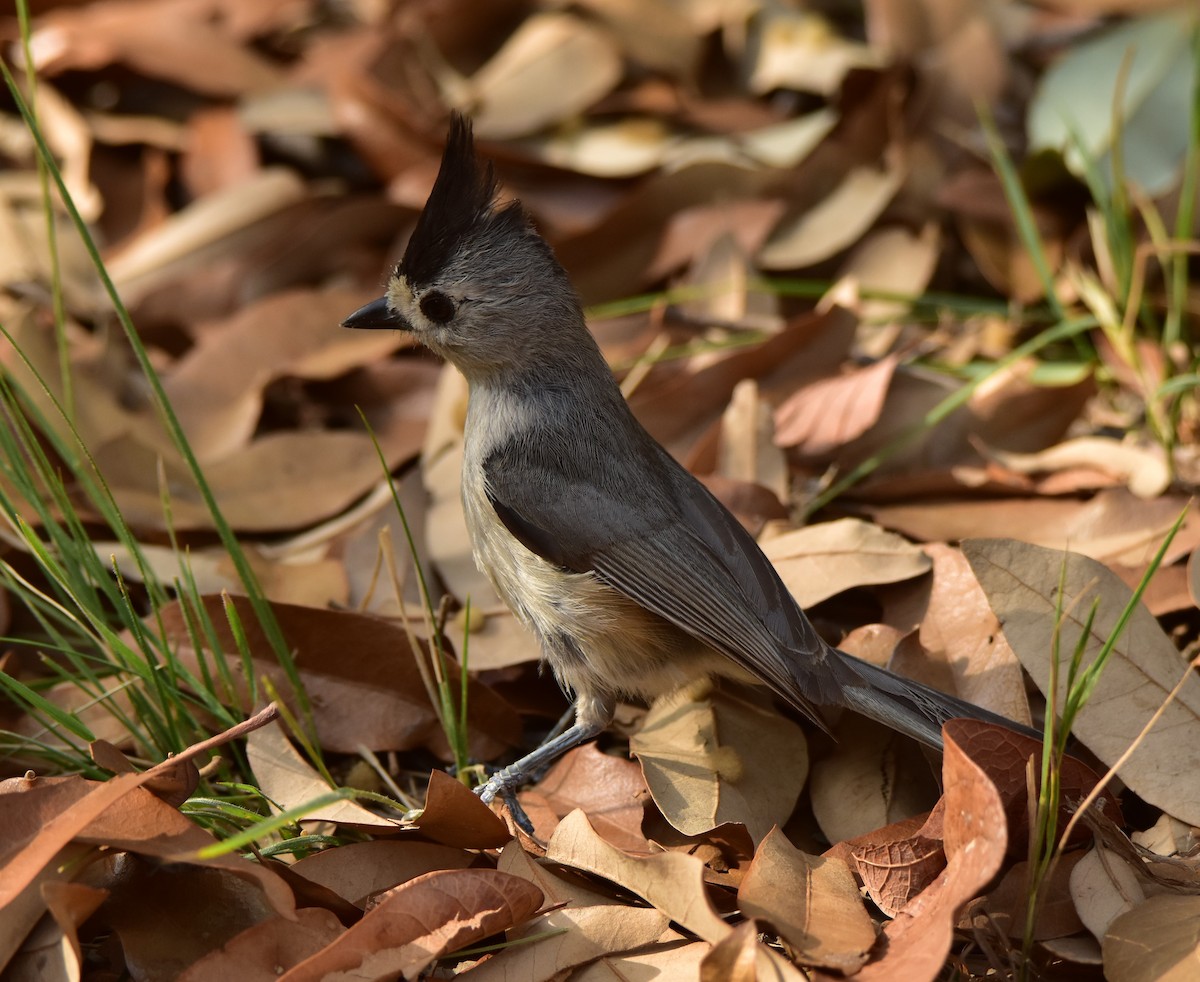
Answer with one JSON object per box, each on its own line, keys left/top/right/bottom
{"left": 344, "top": 114, "right": 1033, "bottom": 830}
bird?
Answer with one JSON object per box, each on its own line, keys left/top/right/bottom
{"left": 343, "top": 113, "right": 1034, "bottom": 831}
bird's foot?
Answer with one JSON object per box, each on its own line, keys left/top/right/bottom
{"left": 475, "top": 764, "right": 536, "bottom": 836}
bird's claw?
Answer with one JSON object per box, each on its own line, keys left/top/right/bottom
{"left": 475, "top": 767, "right": 536, "bottom": 836}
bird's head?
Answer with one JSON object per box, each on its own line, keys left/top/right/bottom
{"left": 343, "top": 114, "right": 585, "bottom": 380}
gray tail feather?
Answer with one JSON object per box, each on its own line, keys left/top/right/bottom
{"left": 830, "top": 648, "right": 1042, "bottom": 750}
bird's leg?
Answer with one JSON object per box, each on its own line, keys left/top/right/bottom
{"left": 476, "top": 694, "right": 613, "bottom": 834}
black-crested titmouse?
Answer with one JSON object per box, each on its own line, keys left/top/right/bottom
{"left": 344, "top": 114, "right": 1033, "bottom": 829}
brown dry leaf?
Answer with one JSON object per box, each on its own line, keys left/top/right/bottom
{"left": 160, "top": 595, "right": 521, "bottom": 760}
{"left": 495, "top": 840, "right": 619, "bottom": 909}
{"left": 810, "top": 716, "right": 939, "bottom": 845}
{"left": 1102, "top": 894, "right": 1200, "bottom": 982}
{"left": 715, "top": 380, "right": 789, "bottom": 503}
{"left": 649, "top": 200, "right": 787, "bottom": 282}
{"left": 773, "top": 355, "right": 899, "bottom": 455}
{"left": 177, "top": 908, "right": 345, "bottom": 982}
{"left": 747, "top": 9, "right": 881, "bottom": 96}
{"left": 277, "top": 868, "right": 543, "bottom": 982}
{"left": 571, "top": 940, "right": 713, "bottom": 981}
{"left": 91, "top": 426, "right": 418, "bottom": 533}
{"left": 762, "top": 516, "right": 931, "bottom": 609}
{"left": 940, "top": 719, "right": 1121, "bottom": 860}
{"left": 6, "top": 881, "right": 107, "bottom": 982}
{"left": 854, "top": 726, "right": 1007, "bottom": 980}
{"left": 411, "top": 770, "right": 512, "bottom": 850}
{"left": 181, "top": 106, "right": 260, "bottom": 198}
{"left": 624, "top": 303, "right": 858, "bottom": 455}
{"left": 888, "top": 543, "right": 1032, "bottom": 724}
{"left": 852, "top": 821, "right": 946, "bottom": 919}
{"left": 700, "top": 919, "right": 759, "bottom": 982}
{"left": 975, "top": 853, "right": 1086, "bottom": 941}
{"left": 522, "top": 743, "right": 650, "bottom": 851}
{"left": 246, "top": 722, "right": 400, "bottom": 830}
{"left": 292, "top": 840, "right": 476, "bottom": 907}
{"left": 739, "top": 827, "right": 875, "bottom": 972}
{"left": 0, "top": 771, "right": 295, "bottom": 976}
{"left": 521, "top": 116, "right": 678, "bottom": 178}
{"left": 163, "top": 287, "right": 414, "bottom": 462}
{"left": 840, "top": 223, "right": 941, "bottom": 324}
{"left": 102, "top": 540, "right": 349, "bottom": 609}
{"left": 985, "top": 437, "right": 1171, "bottom": 500}
{"left": 965, "top": 538, "right": 1200, "bottom": 826}
{"left": 105, "top": 167, "right": 307, "bottom": 303}
{"left": 1070, "top": 846, "right": 1148, "bottom": 942}
{"left": 758, "top": 159, "right": 905, "bottom": 269}
{"left": 98, "top": 861, "right": 289, "bottom": 981}
{"left": 545, "top": 809, "right": 729, "bottom": 943}
{"left": 29, "top": 0, "right": 285, "bottom": 96}
{"left": 466, "top": 12, "right": 623, "bottom": 139}
{"left": 630, "top": 684, "right": 808, "bottom": 844}
{"left": 870, "top": 489, "right": 1198, "bottom": 569}
{"left": 466, "top": 905, "right": 672, "bottom": 982}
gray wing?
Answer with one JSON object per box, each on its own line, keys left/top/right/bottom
{"left": 482, "top": 435, "right": 857, "bottom": 723}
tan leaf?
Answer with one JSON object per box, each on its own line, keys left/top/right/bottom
{"left": 291, "top": 841, "right": 475, "bottom": 907}
{"left": 965, "top": 538, "right": 1200, "bottom": 825}
{"left": 1070, "top": 846, "right": 1146, "bottom": 942}
{"left": 762, "top": 516, "right": 931, "bottom": 608}
{"left": 870, "top": 489, "right": 1199, "bottom": 569}
{"left": 467, "top": 13, "right": 623, "bottom": 139}
{"left": 700, "top": 920, "right": 759, "bottom": 982}
{"left": 839, "top": 224, "right": 941, "bottom": 323}
{"left": 1102, "top": 895, "right": 1200, "bottom": 982}
{"left": 739, "top": 828, "right": 875, "bottom": 971}
{"left": 810, "top": 716, "right": 939, "bottom": 845}
{"left": 30, "top": 0, "right": 284, "bottom": 96}
{"left": 854, "top": 726, "right": 1007, "bottom": 980}
{"left": 758, "top": 160, "right": 904, "bottom": 269}
{"left": 159, "top": 595, "right": 521, "bottom": 759}
{"left": 773, "top": 356, "right": 899, "bottom": 455}
{"left": 630, "top": 685, "right": 807, "bottom": 844}
{"left": 178, "top": 908, "right": 344, "bottom": 982}
{"left": 546, "top": 810, "right": 729, "bottom": 943}
{"left": 524, "top": 743, "right": 650, "bottom": 851}
{"left": 278, "top": 868, "right": 544, "bottom": 981}
{"left": 466, "top": 905, "right": 671, "bottom": 982}
{"left": 986, "top": 437, "right": 1171, "bottom": 500}
{"left": 246, "top": 722, "right": 400, "bottom": 830}
{"left": 889, "top": 543, "right": 1031, "bottom": 725}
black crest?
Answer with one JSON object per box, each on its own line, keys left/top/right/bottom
{"left": 400, "top": 113, "right": 511, "bottom": 287}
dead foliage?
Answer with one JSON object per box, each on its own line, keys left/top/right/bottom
{"left": 1, "top": 0, "right": 1199, "bottom": 979}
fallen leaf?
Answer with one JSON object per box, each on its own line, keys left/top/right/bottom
{"left": 277, "top": 868, "right": 543, "bottom": 981}
{"left": 1102, "top": 894, "right": 1200, "bottom": 982}
{"left": 546, "top": 810, "right": 729, "bottom": 943}
{"left": 888, "top": 543, "right": 1031, "bottom": 725}
{"left": 739, "top": 828, "right": 876, "bottom": 971}
{"left": 246, "top": 722, "right": 401, "bottom": 830}
{"left": 631, "top": 684, "right": 808, "bottom": 844}
{"left": 762, "top": 516, "right": 931, "bottom": 608}
{"left": 291, "top": 841, "right": 476, "bottom": 907}
{"left": 524, "top": 743, "right": 650, "bottom": 851}
{"left": 758, "top": 159, "right": 905, "bottom": 269}
{"left": 854, "top": 725, "right": 1007, "bottom": 980}
{"left": 773, "top": 355, "right": 899, "bottom": 455}
{"left": 467, "top": 13, "right": 623, "bottom": 139}
{"left": 1071, "top": 846, "right": 1147, "bottom": 942}
{"left": 178, "top": 908, "right": 345, "bottom": 982}
{"left": 810, "top": 716, "right": 939, "bottom": 845}
{"left": 965, "top": 538, "right": 1200, "bottom": 826}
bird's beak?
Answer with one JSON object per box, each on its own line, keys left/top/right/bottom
{"left": 341, "top": 297, "right": 410, "bottom": 331}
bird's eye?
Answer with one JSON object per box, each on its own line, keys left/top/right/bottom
{"left": 419, "top": 291, "right": 455, "bottom": 324}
